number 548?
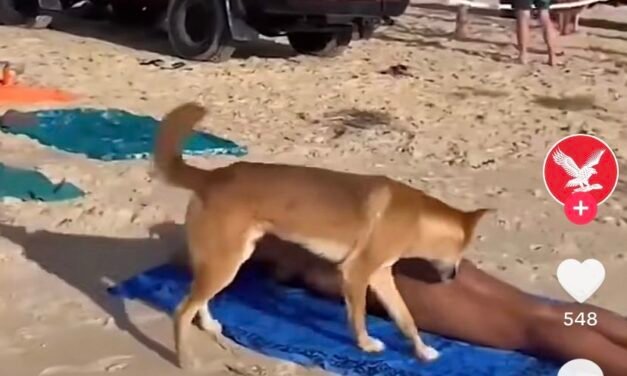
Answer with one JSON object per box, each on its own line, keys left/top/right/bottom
{"left": 564, "top": 312, "right": 598, "bottom": 326}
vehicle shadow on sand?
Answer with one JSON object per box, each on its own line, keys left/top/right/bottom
{"left": 47, "top": 12, "right": 297, "bottom": 61}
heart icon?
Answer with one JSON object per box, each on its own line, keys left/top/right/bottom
{"left": 557, "top": 259, "right": 605, "bottom": 304}
{"left": 558, "top": 359, "right": 604, "bottom": 376}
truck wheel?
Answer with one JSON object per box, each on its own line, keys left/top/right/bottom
{"left": 0, "top": 0, "right": 38, "bottom": 25}
{"left": 287, "top": 30, "right": 352, "bottom": 57}
{"left": 167, "top": 0, "right": 235, "bottom": 62}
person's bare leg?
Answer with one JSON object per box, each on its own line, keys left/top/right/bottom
{"left": 454, "top": 261, "right": 627, "bottom": 348}
{"left": 385, "top": 264, "right": 627, "bottom": 374}
{"left": 527, "top": 316, "right": 627, "bottom": 376}
{"left": 573, "top": 12, "right": 581, "bottom": 33}
{"left": 557, "top": 11, "right": 567, "bottom": 35}
{"left": 254, "top": 243, "right": 627, "bottom": 370}
{"left": 538, "top": 9, "right": 558, "bottom": 65}
{"left": 396, "top": 263, "right": 627, "bottom": 374}
{"left": 550, "top": 303, "right": 627, "bottom": 349}
{"left": 455, "top": 5, "right": 469, "bottom": 40}
{"left": 516, "top": 10, "right": 531, "bottom": 64}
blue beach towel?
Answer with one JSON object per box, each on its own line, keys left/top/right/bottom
{"left": 0, "top": 163, "right": 83, "bottom": 202}
{"left": 0, "top": 108, "right": 247, "bottom": 161}
{"left": 110, "top": 264, "right": 560, "bottom": 376}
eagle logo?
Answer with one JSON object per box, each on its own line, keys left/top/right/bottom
{"left": 552, "top": 148, "right": 605, "bottom": 192}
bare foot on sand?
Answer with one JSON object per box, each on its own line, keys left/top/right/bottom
{"left": 517, "top": 52, "right": 529, "bottom": 64}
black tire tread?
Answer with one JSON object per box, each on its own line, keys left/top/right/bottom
{"left": 0, "top": 0, "right": 38, "bottom": 25}
{"left": 167, "top": 0, "right": 235, "bottom": 62}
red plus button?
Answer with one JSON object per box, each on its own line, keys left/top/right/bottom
{"left": 563, "top": 192, "right": 598, "bottom": 225}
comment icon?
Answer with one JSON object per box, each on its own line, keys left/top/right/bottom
{"left": 558, "top": 359, "right": 603, "bottom": 376}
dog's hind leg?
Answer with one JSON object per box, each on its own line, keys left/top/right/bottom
{"left": 174, "top": 270, "right": 215, "bottom": 370}
{"left": 174, "top": 219, "right": 262, "bottom": 369}
{"left": 370, "top": 267, "right": 439, "bottom": 362}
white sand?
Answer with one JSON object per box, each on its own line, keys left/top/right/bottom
{"left": 1, "top": 1, "right": 626, "bottom": 375}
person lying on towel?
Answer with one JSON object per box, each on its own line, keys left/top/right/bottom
{"left": 250, "top": 235, "right": 627, "bottom": 376}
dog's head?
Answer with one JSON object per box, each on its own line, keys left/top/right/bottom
{"left": 424, "top": 208, "right": 493, "bottom": 282}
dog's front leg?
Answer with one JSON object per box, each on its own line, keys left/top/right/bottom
{"left": 370, "top": 267, "right": 440, "bottom": 362}
{"left": 341, "top": 258, "right": 384, "bottom": 353}
{"left": 340, "top": 185, "right": 392, "bottom": 352}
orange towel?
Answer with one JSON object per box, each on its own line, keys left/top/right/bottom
{"left": 0, "top": 85, "right": 75, "bottom": 104}
{"left": 0, "top": 65, "right": 75, "bottom": 104}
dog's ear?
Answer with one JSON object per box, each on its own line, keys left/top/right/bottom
{"left": 470, "top": 207, "right": 494, "bottom": 220}
{"left": 462, "top": 208, "right": 494, "bottom": 246}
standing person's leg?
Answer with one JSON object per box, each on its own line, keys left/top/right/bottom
{"left": 536, "top": 0, "right": 558, "bottom": 65}
{"left": 573, "top": 10, "right": 581, "bottom": 32}
{"left": 455, "top": 5, "right": 470, "bottom": 40}
{"left": 515, "top": 11, "right": 532, "bottom": 63}
{"left": 512, "top": 0, "right": 532, "bottom": 63}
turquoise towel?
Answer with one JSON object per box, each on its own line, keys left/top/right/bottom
{"left": 0, "top": 108, "right": 247, "bottom": 161}
{"left": 0, "top": 163, "right": 83, "bottom": 201}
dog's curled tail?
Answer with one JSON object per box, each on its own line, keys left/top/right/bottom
{"left": 154, "top": 102, "right": 209, "bottom": 192}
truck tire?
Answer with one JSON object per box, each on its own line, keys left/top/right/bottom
{"left": 287, "top": 30, "right": 352, "bottom": 57}
{"left": 167, "top": 0, "right": 235, "bottom": 62}
{"left": 0, "top": 0, "right": 38, "bottom": 25}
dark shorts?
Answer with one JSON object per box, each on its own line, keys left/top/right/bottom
{"left": 512, "top": 0, "right": 551, "bottom": 10}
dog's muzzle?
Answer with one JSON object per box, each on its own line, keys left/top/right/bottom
{"left": 433, "top": 260, "right": 460, "bottom": 282}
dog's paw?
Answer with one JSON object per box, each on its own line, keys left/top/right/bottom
{"left": 416, "top": 345, "right": 440, "bottom": 362}
{"left": 199, "top": 318, "right": 223, "bottom": 335}
{"left": 358, "top": 336, "right": 386, "bottom": 353}
{"left": 178, "top": 351, "right": 201, "bottom": 371}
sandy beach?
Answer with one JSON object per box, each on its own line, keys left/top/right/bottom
{"left": 1, "top": 1, "right": 626, "bottom": 374}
